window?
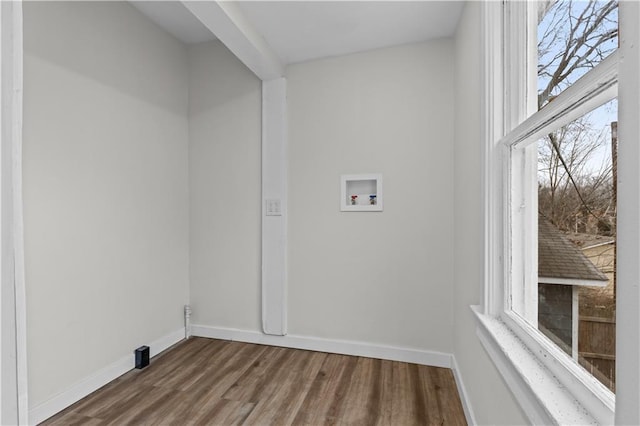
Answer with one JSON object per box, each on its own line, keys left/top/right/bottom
{"left": 536, "top": 98, "right": 618, "bottom": 390}
{"left": 510, "top": 0, "right": 618, "bottom": 391}
{"left": 472, "top": 1, "right": 636, "bottom": 424}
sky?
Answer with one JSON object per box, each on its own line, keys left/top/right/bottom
{"left": 537, "top": 0, "right": 618, "bottom": 178}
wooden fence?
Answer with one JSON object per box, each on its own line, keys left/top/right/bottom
{"left": 579, "top": 315, "right": 616, "bottom": 392}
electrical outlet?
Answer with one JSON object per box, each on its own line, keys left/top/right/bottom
{"left": 265, "top": 199, "right": 282, "bottom": 216}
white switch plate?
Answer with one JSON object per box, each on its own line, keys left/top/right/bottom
{"left": 265, "top": 199, "right": 282, "bottom": 216}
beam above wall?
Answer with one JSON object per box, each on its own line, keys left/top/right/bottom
{"left": 183, "top": 0, "right": 288, "bottom": 336}
{"left": 182, "top": 1, "right": 284, "bottom": 81}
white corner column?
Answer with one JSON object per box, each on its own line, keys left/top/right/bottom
{"left": 262, "top": 78, "right": 287, "bottom": 336}
{"left": 183, "top": 0, "right": 288, "bottom": 337}
{"left": 1, "top": 0, "right": 28, "bottom": 424}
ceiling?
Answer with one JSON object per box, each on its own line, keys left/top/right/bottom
{"left": 131, "top": 1, "right": 464, "bottom": 66}
{"left": 131, "top": 1, "right": 218, "bottom": 44}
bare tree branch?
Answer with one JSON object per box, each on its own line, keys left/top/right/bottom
{"left": 537, "top": 1, "right": 617, "bottom": 233}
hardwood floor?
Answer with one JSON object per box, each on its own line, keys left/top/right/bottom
{"left": 41, "top": 337, "right": 467, "bottom": 425}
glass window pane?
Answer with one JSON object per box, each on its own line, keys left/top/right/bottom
{"left": 537, "top": 98, "right": 617, "bottom": 392}
{"left": 538, "top": 1, "right": 618, "bottom": 109}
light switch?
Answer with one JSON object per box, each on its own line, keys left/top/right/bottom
{"left": 266, "top": 199, "right": 282, "bottom": 216}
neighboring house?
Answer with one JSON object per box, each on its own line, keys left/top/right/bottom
{"left": 582, "top": 239, "right": 616, "bottom": 290}
{"left": 538, "top": 216, "right": 609, "bottom": 360}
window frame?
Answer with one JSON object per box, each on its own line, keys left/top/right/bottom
{"left": 474, "top": 1, "right": 628, "bottom": 424}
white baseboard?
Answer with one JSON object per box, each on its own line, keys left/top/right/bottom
{"left": 451, "top": 355, "right": 477, "bottom": 426}
{"left": 191, "top": 324, "right": 452, "bottom": 368}
{"left": 29, "top": 328, "right": 184, "bottom": 425}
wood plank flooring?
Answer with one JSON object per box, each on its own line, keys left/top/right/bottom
{"left": 41, "top": 337, "right": 467, "bottom": 425}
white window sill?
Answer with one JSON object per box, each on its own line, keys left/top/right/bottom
{"left": 471, "top": 305, "right": 614, "bottom": 425}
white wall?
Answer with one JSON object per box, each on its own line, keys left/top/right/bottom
{"left": 453, "top": 3, "right": 528, "bottom": 424}
{"left": 23, "top": 1, "right": 189, "bottom": 408}
{"left": 286, "top": 41, "right": 455, "bottom": 352}
{"left": 188, "top": 41, "right": 262, "bottom": 331}
{"left": 21, "top": 2, "right": 528, "bottom": 421}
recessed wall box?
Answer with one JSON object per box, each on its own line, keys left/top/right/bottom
{"left": 135, "top": 345, "right": 150, "bottom": 369}
{"left": 340, "top": 174, "right": 383, "bottom": 212}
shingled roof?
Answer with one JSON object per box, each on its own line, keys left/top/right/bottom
{"left": 538, "top": 216, "right": 609, "bottom": 285}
